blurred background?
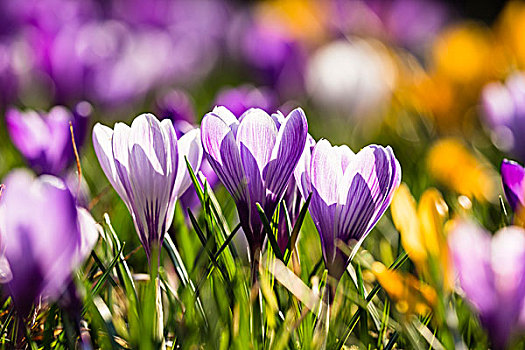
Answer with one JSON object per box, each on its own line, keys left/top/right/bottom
{"left": 0, "top": 0, "right": 522, "bottom": 264}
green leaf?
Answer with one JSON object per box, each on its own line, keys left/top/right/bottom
{"left": 255, "top": 202, "right": 283, "bottom": 260}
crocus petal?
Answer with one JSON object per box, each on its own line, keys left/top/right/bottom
{"left": 76, "top": 207, "right": 100, "bottom": 265}
{"left": 310, "top": 139, "right": 342, "bottom": 205}
{"left": 265, "top": 108, "right": 308, "bottom": 205}
{"left": 211, "top": 105, "right": 238, "bottom": 127}
{"left": 448, "top": 220, "right": 496, "bottom": 315}
{"left": 294, "top": 135, "right": 315, "bottom": 200}
{"left": 501, "top": 159, "right": 525, "bottom": 211}
{"left": 173, "top": 127, "right": 202, "bottom": 197}
{"left": 93, "top": 123, "right": 128, "bottom": 202}
{"left": 166, "top": 127, "right": 202, "bottom": 230}
{"left": 201, "top": 112, "right": 247, "bottom": 203}
{"left": 237, "top": 108, "right": 277, "bottom": 176}
{"left": 6, "top": 108, "right": 49, "bottom": 160}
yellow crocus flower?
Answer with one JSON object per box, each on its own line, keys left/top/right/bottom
{"left": 391, "top": 184, "right": 452, "bottom": 290}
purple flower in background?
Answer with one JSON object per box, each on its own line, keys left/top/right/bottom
{"left": 229, "top": 14, "right": 306, "bottom": 99}
{"left": 0, "top": 170, "right": 98, "bottom": 318}
{"left": 6, "top": 102, "right": 91, "bottom": 176}
{"left": 214, "top": 85, "right": 278, "bottom": 118}
{"left": 482, "top": 73, "right": 525, "bottom": 162}
{"left": 201, "top": 106, "right": 308, "bottom": 258}
{"left": 449, "top": 221, "right": 525, "bottom": 349}
{"left": 501, "top": 159, "right": 525, "bottom": 213}
{"left": 93, "top": 113, "right": 202, "bottom": 259}
{"left": 295, "top": 139, "right": 401, "bottom": 280}
{"left": 156, "top": 89, "right": 196, "bottom": 126}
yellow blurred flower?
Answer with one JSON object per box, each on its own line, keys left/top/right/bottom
{"left": 256, "top": 0, "right": 328, "bottom": 45}
{"left": 372, "top": 262, "right": 437, "bottom": 316}
{"left": 391, "top": 184, "right": 452, "bottom": 291}
{"left": 432, "top": 22, "right": 498, "bottom": 85}
{"left": 400, "top": 22, "right": 505, "bottom": 130}
{"left": 427, "top": 138, "right": 497, "bottom": 202}
{"left": 496, "top": 1, "right": 525, "bottom": 69}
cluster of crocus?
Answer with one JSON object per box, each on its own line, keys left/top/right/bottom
{"left": 0, "top": 170, "right": 98, "bottom": 318}
{"left": 93, "top": 106, "right": 401, "bottom": 292}
{"left": 93, "top": 113, "right": 202, "bottom": 260}
{"left": 6, "top": 102, "right": 91, "bottom": 176}
{"left": 295, "top": 139, "right": 401, "bottom": 281}
{"left": 448, "top": 220, "right": 525, "bottom": 349}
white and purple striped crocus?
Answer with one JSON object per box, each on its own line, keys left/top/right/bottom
{"left": 6, "top": 103, "right": 91, "bottom": 176}
{"left": 201, "top": 106, "right": 308, "bottom": 258}
{"left": 501, "top": 159, "right": 525, "bottom": 213}
{"left": 0, "top": 170, "right": 99, "bottom": 318}
{"left": 449, "top": 220, "right": 525, "bottom": 349}
{"left": 295, "top": 140, "right": 401, "bottom": 280}
{"left": 93, "top": 113, "right": 202, "bottom": 259}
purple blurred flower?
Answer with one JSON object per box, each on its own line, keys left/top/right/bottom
{"left": 295, "top": 139, "right": 401, "bottom": 280}
{"left": 229, "top": 14, "right": 306, "bottom": 99}
{"left": 449, "top": 221, "right": 525, "bottom": 349}
{"left": 0, "top": 170, "right": 98, "bottom": 318}
{"left": 214, "top": 85, "right": 278, "bottom": 118}
{"left": 501, "top": 159, "right": 525, "bottom": 213}
{"left": 482, "top": 73, "right": 525, "bottom": 162}
{"left": 6, "top": 102, "right": 91, "bottom": 176}
{"left": 92, "top": 113, "right": 202, "bottom": 258}
{"left": 201, "top": 106, "right": 308, "bottom": 257}
{"left": 330, "top": 0, "right": 449, "bottom": 54}
{"left": 156, "top": 89, "right": 196, "bottom": 126}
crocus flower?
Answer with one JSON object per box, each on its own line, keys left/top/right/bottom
{"left": 482, "top": 72, "right": 525, "bottom": 162}
{"left": 92, "top": 113, "right": 202, "bottom": 259}
{"left": 0, "top": 170, "right": 99, "bottom": 318}
{"left": 200, "top": 106, "right": 308, "bottom": 258}
{"left": 295, "top": 139, "right": 401, "bottom": 280}
{"left": 6, "top": 102, "right": 91, "bottom": 176}
{"left": 448, "top": 220, "right": 525, "bottom": 349}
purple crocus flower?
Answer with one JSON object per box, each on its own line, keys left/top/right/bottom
{"left": 92, "top": 113, "right": 202, "bottom": 259}
{"left": 214, "top": 85, "right": 278, "bottom": 118}
{"left": 295, "top": 139, "right": 401, "bottom": 280}
{"left": 0, "top": 170, "right": 98, "bottom": 318}
{"left": 200, "top": 106, "right": 308, "bottom": 258}
{"left": 449, "top": 220, "right": 525, "bottom": 349}
{"left": 482, "top": 73, "right": 525, "bottom": 162}
{"left": 501, "top": 159, "right": 525, "bottom": 213}
{"left": 6, "top": 102, "right": 91, "bottom": 176}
